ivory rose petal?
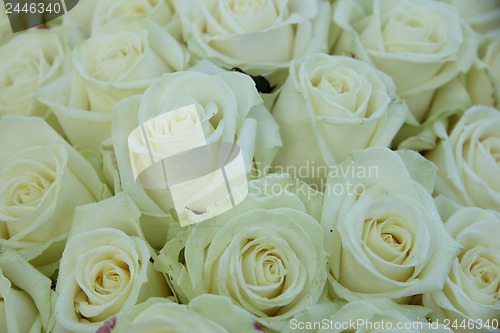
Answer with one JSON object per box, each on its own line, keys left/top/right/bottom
{"left": 438, "top": 0, "right": 500, "bottom": 33}
{"left": 108, "top": 295, "right": 257, "bottom": 333}
{"left": 316, "top": 298, "right": 452, "bottom": 333}
{"left": 0, "top": 249, "right": 57, "bottom": 333}
{"left": 63, "top": 0, "right": 178, "bottom": 43}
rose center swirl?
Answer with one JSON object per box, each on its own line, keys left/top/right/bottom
{"left": 8, "top": 172, "right": 53, "bottom": 207}
{"left": 91, "top": 260, "right": 131, "bottom": 296}
{"left": 481, "top": 136, "right": 500, "bottom": 166}
{"left": 6, "top": 57, "right": 40, "bottom": 86}
{"left": 90, "top": 32, "right": 145, "bottom": 82}
{"left": 460, "top": 248, "right": 500, "bottom": 301}
{"left": 362, "top": 216, "right": 413, "bottom": 264}
{"left": 240, "top": 238, "right": 288, "bottom": 299}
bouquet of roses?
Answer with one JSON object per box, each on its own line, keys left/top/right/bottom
{"left": 0, "top": 0, "right": 499, "bottom": 332}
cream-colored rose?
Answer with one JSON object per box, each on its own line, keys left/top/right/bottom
{"left": 0, "top": 249, "right": 56, "bottom": 333}
{"left": 394, "top": 30, "right": 500, "bottom": 152}
{"left": 437, "top": 59, "right": 499, "bottom": 113}
{"left": 63, "top": 0, "right": 178, "bottom": 43}
{"left": 177, "top": 0, "right": 331, "bottom": 77}
{"left": 272, "top": 53, "right": 408, "bottom": 188}
{"left": 426, "top": 106, "right": 500, "bottom": 211}
{"left": 113, "top": 61, "right": 281, "bottom": 247}
{"left": 438, "top": 30, "right": 500, "bottom": 111}
{"left": 395, "top": 56, "right": 500, "bottom": 152}
{"left": 405, "top": 58, "right": 500, "bottom": 149}
{"left": 439, "top": 0, "right": 500, "bottom": 33}
{"left": 332, "top": 0, "right": 478, "bottom": 122}
{"left": 321, "top": 148, "right": 461, "bottom": 300}
{"left": 0, "top": 27, "right": 69, "bottom": 117}
{"left": 107, "top": 295, "right": 258, "bottom": 333}
{"left": 38, "top": 18, "right": 190, "bottom": 150}
{"left": 0, "top": 117, "right": 102, "bottom": 274}
{"left": 315, "top": 299, "right": 452, "bottom": 333}
{"left": 481, "top": 31, "right": 500, "bottom": 95}
{"left": 423, "top": 200, "right": 500, "bottom": 333}
{"left": 54, "top": 193, "right": 170, "bottom": 333}
{"left": 155, "top": 174, "right": 326, "bottom": 331}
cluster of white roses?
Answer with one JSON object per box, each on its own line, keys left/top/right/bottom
{"left": 0, "top": 0, "right": 499, "bottom": 332}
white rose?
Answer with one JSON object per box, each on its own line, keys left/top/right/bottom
{"left": 435, "top": 59, "right": 500, "bottom": 114}
{"left": 400, "top": 59, "right": 500, "bottom": 153}
{"left": 316, "top": 299, "right": 452, "bottom": 333}
{"left": 0, "top": 27, "right": 69, "bottom": 117}
{"left": 321, "top": 148, "right": 461, "bottom": 299}
{"left": 426, "top": 106, "right": 500, "bottom": 211}
{"left": 481, "top": 31, "right": 500, "bottom": 97}
{"left": 429, "top": 30, "right": 500, "bottom": 112}
{"left": 396, "top": 54, "right": 500, "bottom": 152}
{"left": 38, "top": 18, "right": 190, "bottom": 150}
{"left": 0, "top": 249, "right": 56, "bottom": 333}
{"left": 113, "top": 61, "right": 281, "bottom": 247}
{"left": 438, "top": 0, "right": 500, "bottom": 33}
{"left": 63, "top": 0, "right": 178, "bottom": 43}
{"left": 106, "top": 295, "right": 258, "bottom": 333}
{"left": 155, "top": 174, "right": 326, "bottom": 331}
{"left": 177, "top": 0, "right": 331, "bottom": 77}
{"left": 394, "top": 29, "right": 500, "bottom": 153}
{"left": 332, "top": 0, "right": 478, "bottom": 122}
{"left": 423, "top": 200, "right": 500, "bottom": 333}
{"left": 271, "top": 53, "right": 408, "bottom": 188}
{"left": 54, "top": 193, "right": 171, "bottom": 332}
{"left": 0, "top": 116, "right": 102, "bottom": 274}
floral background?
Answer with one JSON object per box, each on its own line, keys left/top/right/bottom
{"left": 0, "top": 0, "right": 499, "bottom": 332}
